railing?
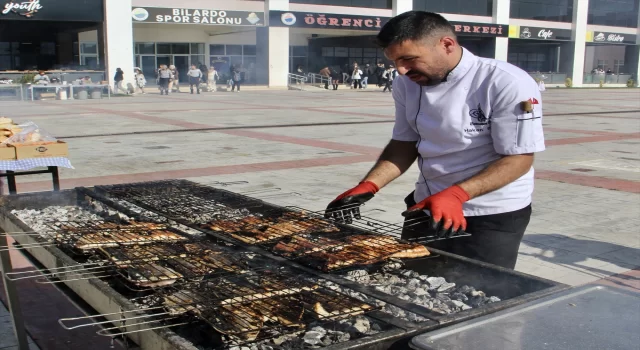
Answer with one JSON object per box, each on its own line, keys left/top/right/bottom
{"left": 306, "top": 73, "right": 331, "bottom": 87}
{"left": 287, "top": 73, "right": 307, "bottom": 90}
{"left": 528, "top": 72, "right": 568, "bottom": 84}
{"left": 583, "top": 73, "right": 633, "bottom": 84}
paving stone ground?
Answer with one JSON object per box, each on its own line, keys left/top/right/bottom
{"left": 0, "top": 85, "right": 639, "bottom": 349}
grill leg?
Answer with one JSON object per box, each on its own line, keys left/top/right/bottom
{"left": 49, "top": 166, "right": 60, "bottom": 191}
{"left": 0, "top": 228, "right": 31, "bottom": 350}
{"left": 6, "top": 171, "right": 17, "bottom": 195}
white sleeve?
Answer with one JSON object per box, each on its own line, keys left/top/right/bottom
{"left": 491, "top": 79, "right": 545, "bottom": 155}
{"left": 391, "top": 79, "right": 420, "bottom": 142}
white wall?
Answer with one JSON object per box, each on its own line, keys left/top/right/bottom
{"left": 104, "top": 0, "right": 135, "bottom": 86}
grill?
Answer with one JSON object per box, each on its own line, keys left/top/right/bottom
{"left": 0, "top": 183, "right": 567, "bottom": 350}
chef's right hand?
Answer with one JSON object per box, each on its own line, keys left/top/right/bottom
{"left": 325, "top": 181, "right": 379, "bottom": 224}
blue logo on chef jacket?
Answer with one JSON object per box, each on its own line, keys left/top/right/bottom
{"left": 281, "top": 12, "right": 297, "bottom": 25}
{"left": 131, "top": 8, "right": 149, "bottom": 21}
{"left": 469, "top": 104, "right": 488, "bottom": 124}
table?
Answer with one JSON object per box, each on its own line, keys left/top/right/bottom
{"left": 28, "top": 84, "right": 73, "bottom": 101}
{"left": 0, "top": 84, "right": 24, "bottom": 101}
{"left": 72, "top": 83, "right": 111, "bottom": 99}
{"left": 0, "top": 157, "right": 73, "bottom": 195}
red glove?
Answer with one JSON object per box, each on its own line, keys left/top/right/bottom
{"left": 325, "top": 181, "right": 379, "bottom": 223}
{"left": 402, "top": 185, "right": 470, "bottom": 233}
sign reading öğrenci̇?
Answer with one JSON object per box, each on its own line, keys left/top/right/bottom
{"left": 270, "top": 11, "right": 509, "bottom": 37}
{"left": 131, "top": 7, "right": 264, "bottom": 26}
{"left": 2, "top": 0, "right": 42, "bottom": 17}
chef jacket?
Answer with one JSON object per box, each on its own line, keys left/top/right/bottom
{"left": 392, "top": 48, "right": 545, "bottom": 216}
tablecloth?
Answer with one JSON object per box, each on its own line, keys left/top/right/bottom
{"left": 0, "top": 157, "right": 74, "bottom": 171}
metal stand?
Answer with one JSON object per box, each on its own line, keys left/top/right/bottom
{"left": 0, "top": 228, "right": 30, "bottom": 350}
{"left": 0, "top": 166, "right": 60, "bottom": 194}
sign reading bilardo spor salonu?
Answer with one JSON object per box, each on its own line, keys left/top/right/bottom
{"left": 131, "top": 7, "right": 264, "bottom": 26}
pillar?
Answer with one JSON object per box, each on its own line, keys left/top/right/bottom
{"left": 570, "top": 0, "right": 589, "bottom": 87}
{"left": 104, "top": 0, "right": 134, "bottom": 87}
{"left": 635, "top": 9, "right": 640, "bottom": 86}
{"left": 263, "top": 0, "right": 289, "bottom": 88}
{"left": 392, "top": 0, "right": 412, "bottom": 16}
{"left": 492, "top": 0, "right": 510, "bottom": 61}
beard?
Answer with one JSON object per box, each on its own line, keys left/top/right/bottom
{"left": 406, "top": 69, "right": 448, "bottom": 86}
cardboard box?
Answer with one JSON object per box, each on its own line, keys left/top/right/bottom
{"left": 13, "top": 141, "right": 68, "bottom": 159}
{"left": 0, "top": 145, "right": 16, "bottom": 160}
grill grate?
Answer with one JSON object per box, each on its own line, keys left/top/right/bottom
{"left": 143, "top": 268, "right": 379, "bottom": 345}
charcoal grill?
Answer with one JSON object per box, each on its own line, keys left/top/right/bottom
{"left": 0, "top": 182, "right": 568, "bottom": 350}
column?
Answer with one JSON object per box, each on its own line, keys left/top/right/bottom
{"left": 570, "top": 0, "right": 589, "bottom": 87}
{"left": 636, "top": 9, "right": 640, "bottom": 86}
{"left": 264, "top": 0, "right": 289, "bottom": 88}
{"left": 492, "top": 0, "right": 510, "bottom": 61}
{"left": 392, "top": 0, "right": 412, "bottom": 16}
{"left": 104, "top": 0, "right": 134, "bottom": 87}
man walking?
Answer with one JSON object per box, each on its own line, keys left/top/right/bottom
{"left": 187, "top": 64, "right": 202, "bottom": 94}
{"left": 325, "top": 11, "right": 545, "bottom": 269}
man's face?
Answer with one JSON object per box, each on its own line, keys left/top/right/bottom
{"left": 384, "top": 37, "right": 454, "bottom": 86}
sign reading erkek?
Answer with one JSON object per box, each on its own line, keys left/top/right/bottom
{"left": 131, "top": 7, "right": 264, "bottom": 26}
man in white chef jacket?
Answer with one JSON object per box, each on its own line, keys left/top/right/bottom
{"left": 325, "top": 11, "right": 545, "bottom": 269}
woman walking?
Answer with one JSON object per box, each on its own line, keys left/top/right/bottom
{"left": 351, "top": 63, "right": 363, "bottom": 89}
{"left": 207, "top": 66, "right": 219, "bottom": 92}
{"left": 134, "top": 68, "right": 146, "bottom": 94}
{"left": 187, "top": 64, "right": 202, "bottom": 94}
{"left": 113, "top": 68, "right": 129, "bottom": 95}
{"left": 157, "top": 65, "right": 172, "bottom": 95}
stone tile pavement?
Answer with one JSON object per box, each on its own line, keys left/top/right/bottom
{"left": 0, "top": 86, "right": 638, "bottom": 348}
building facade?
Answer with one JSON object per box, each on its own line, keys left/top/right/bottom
{"left": 0, "top": 0, "right": 638, "bottom": 87}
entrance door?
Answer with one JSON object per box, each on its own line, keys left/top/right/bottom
{"left": 174, "top": 55, "right": 189, "bottom": 83}
{"left": 157, "top": 55, "right": 171, "bottom": 70}
{"left": 139, "top": 55, "right": 156, "bottom": 78}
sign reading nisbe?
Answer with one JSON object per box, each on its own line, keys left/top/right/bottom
{"left": 131, "top": 7, "right": 264, "bottom": 26}
{"left": 271, "top": 11, "right": 508, "bottom": 37}
{"left": 2, "top": 0, "right": 42, "bottom": 17}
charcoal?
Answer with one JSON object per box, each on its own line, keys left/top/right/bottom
{"left": 272, "top": 335, "right": 289, "bottom": 346}
{"left": 381, "top": 261, "right": 403, "bottom": 271}
{"left": 406, "top": 278, "right": 421, "bottom": 291}
{"left": 309, "top": 326, "right": 327, "bottom": 338}
{"left": 451, "top": 292, "right": 468, "bottom": 302}
{"left": 259, "top": 345, "right": 274, "bottom": 350}
{"left": 457, "top": 285, "right": 476, "bottom": 295}
{"left": 349, "top": 316, "right": 370, "bottom": 335}
{"left": 389, "top": 285, "right": 407, "bottom": 295}
{"left": 250, "top": 346, "right": 258, "bottom": 350}
{"left": 400, "top": 270, "right": 414, "bottom": 277}
{"left": 435, "top": 294, "right": 451, "bottom": 303}
{"left": 437, "top": 282, "right": 456, "bottom": 292}
{"left": 468, "top": 296, "right": 487, "bottom": 308}
{"left": 320, "top": 336, "right": 334, "bottom": 346}
{"left": 470, "top": 290, "right": 486, "bottom": 297}
{"left": 399, "top": 294, "right": 411, "bottom": 301}
{"left": 303, "top": 331, "right": 324, "bottom": 345}
{"left": 346, "top": 270, "right": 370, "bottom": 283}
{"left": 371, "top": 322, "right": 382, "bottom": 332}
{"left": 425, "top": 277, "right": 446, "bottom": 290}
{"left": 488, "top": 296, "right": 501, "bottom": 303}
{"left": 327, "top": 330, "right": 350, "bottom": 343}
{"left": 406, "top": 312, "right": 429, "bottom": 323}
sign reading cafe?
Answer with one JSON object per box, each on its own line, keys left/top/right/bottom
{"left": 131, "top": 7, "right": 264, "bottom": 26}
{"left": 2, "top": 0, "right": 42, "bottom": 17}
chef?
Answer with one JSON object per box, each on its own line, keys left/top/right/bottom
{"left": 325, "top": 11, "right": 545, "bottom": 269}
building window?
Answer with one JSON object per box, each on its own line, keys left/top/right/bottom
{"left": 588, "top": 0, "right": 639, "bottom": 28}
{"left": 614, "top": 59, "right": 624, "bottom": 73}
{"left": 413, "top": 0, "right": 492, "bottom": 16}
{"left": 510, "top": 0, "right": 573, "bottom": 22}
{"left": 291, "top": 0, "right": 391, "bottom": 9}
{"left": 321, "top": 47, "right": 334, "bottom": 57}
{"left": 79, "top": 42, "right": 99, "bottom": 68}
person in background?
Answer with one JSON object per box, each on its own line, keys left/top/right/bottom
{"left": 157, "top": 64, "right": 172, "bottom": 96}
{"left": 113, "top": 68, "right": 129, "bottom": 95}
{"left": 33, "top": 71, "right": 50, "bottom": 84}
{"left": 375, "top": 62, "right": 385, "bottom": 87}
{"left": 207, "top": 66, "right": 219, "bottom": 92}
{"left": 199, "top": 63, "right": 208, "bottom": 84}
{"left": 330, "top": 66, "right": 341, "bottom": 90}
{"left": 382, "top": 65, "right": 397, "bottom": 93}
{"left": 187, "top": 64, "right": 202, "bottom": 94}
{"left": 361, "top": 64, "right": 371, "bottom": 89}
{"left": 319, "top": 66, "right": 331, "bottom": 89}
{"left": 351, "top": 63, "right": 363, "bottom": 89}
{"left": 231, "top": 66, "right": 242, "bottom": 92}
{"left": 168, "top": 65, "right": 179, "bottom": 93}
{"left": 134, "top": 68, "right": 146, "bottom": 94}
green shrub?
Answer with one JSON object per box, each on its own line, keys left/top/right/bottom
{"left": 627, "top": 79, "right": 635, "bottom": 88}
{"left": 18, "top": 73, "right": 36, "bottom": 84}
{"left": 564, "top": 77, "right": 572, "bottom": 88}
{"left": 599, "top": 80, "right": 604, "bottom": 88}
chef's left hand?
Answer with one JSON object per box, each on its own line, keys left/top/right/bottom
{"left": 402, "top": 185, "right": 470, "bottom": 237}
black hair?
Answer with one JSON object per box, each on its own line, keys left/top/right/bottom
{"left": 375, "top": 11, "right": 455, "bottom": 48}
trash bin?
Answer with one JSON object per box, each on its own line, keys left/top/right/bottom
{"left": 90, "top": 90, "right": 102, "bottom": 99}
{"left": 77, "top": 90, "right": 88, "bottom": 100}
{"left": 57, "top": 89, "right": 68, "bottom": 100}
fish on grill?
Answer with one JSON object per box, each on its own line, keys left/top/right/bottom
{"left": 98, "top": 244, "right": 188, "bottom": 268}
{"left": 302, "top": 290, "right": 374, "bottom": 320}
{"left": 122, "top": 263, "right": 182, "bottom": 287}
{"left": 163, "top": 290, "right": 204, "bottom": 316}
{"left": 345, "top": 235, "right": 430, "bottom": 259}
{"left": 204, "top": 211, "right": 339, "bottom": 244}
{"left": 69, "top": 228, "right": 187, "bottom": 250}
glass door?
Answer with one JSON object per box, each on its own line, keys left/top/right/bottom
{"left": 139, "top": 55, "right": 156, "bottom": 78}
{"left": 173, "top": 55, "right": 189, "bottom": 83}
{"left": 157, "top": 55, "right": 171, "bottom": 70}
